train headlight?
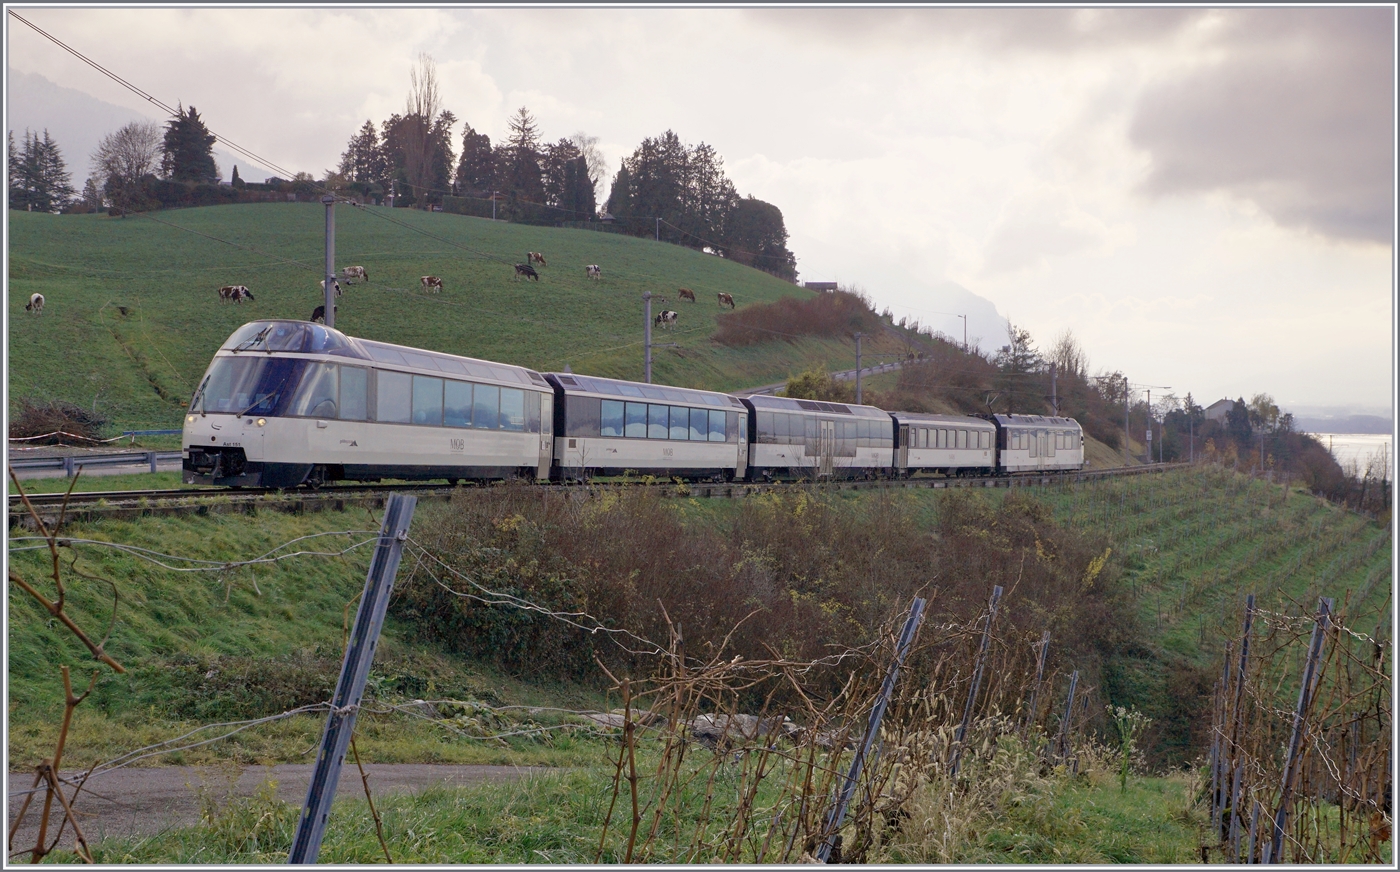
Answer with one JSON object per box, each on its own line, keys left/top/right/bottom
{"left": 186, "top": 415, "right": 197, "bottom": 424}
{"left": 256, "top": 418, "right": 267, "bottom": 427}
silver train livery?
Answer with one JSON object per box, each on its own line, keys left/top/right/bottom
{"left": 183, "top": 321, "right": 1084, "bottom": 487}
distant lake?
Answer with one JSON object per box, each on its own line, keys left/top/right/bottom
{"left": 1307, "top": 433, "right": 1393, "bottom": 477}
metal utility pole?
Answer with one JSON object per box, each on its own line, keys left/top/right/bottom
{"left": 289, "top": 493, "right": 417, "bottom": 864}
{"left": 642, "top": 291, "right": 653, "bottom": 383}
{"left": 655, "top": 217, "right": 660, "bottom": 241}
{"left": 854, "top": 332, "right": 863, "bottom": 405}
{"left": 1050, "top": 363, "right": 1058, "bottom": 416}
{"left": 322, "top": 195, "right": 336, "bottom": 329}
{"left": 1146, "top": 388, "right": 1152, "bottom": 464}
{"left": 387, "top": 180, "right": 394, "bottom": 209}
{"left": 491, "top": 191, "right": 497, "bottom": 221}
{"left": 1123, "top": 376, "right": 1131, "bottom": 466}
{"left": 958, "top": 314, "right": 967, "bottom": 352}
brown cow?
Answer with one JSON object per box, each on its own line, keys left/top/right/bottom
{"left": 420, "top": 275, "right": 444, "bottom": 293}
{"left": 219, "top": 285, "right": 254, "bottom": 303}
{"left": 717, "top": 292, "right": 735, "bottom": 309}
{"left": 678, "top": 288, "right": 696, "bottom": 303}
{"left": 528, "top": 251, "right": 547, "bottom": 267}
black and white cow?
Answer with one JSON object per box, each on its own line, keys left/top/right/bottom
{"left": 219, "top": 285, "right": 254, "bottom": 303}
{"left": 654, "top": 310, "right": 678, "bottom": 329}
{"left": 585, "top": 264, "right": 602, "bottom": 280}
{"left": 25, "top": 293, "right": 44, "bottom": 314}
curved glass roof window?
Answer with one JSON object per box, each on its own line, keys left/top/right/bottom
{"left": 221, "top": 321, "right": 368, "bottom": 359}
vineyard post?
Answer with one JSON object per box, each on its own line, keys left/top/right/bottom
{"left": 1247, "top": 800, "right": 1260, "bottom": 863}
{"left": 289, "top": 493, "right": 417, "bottom": 864}
{"left": 1226, "top": 594, "right": 1256, "bottom": 853}
{"left": 815, "top": 596, "right": 925, "bottom": 864}
{"left": 1056, "top": 670, "right": 1079, "bottom": 763}
{"left": 1263, "top": 597, "right": 1333, "bottom": 865}
{"left": 1022, "top": 630, "right": 1051, "bottom": 740}
{"left": 950, "top": 585, "right": 1002, "bottom": 777}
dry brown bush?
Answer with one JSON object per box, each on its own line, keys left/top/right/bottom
{"left": 713, "top": 289, "right": 883, "bottom": 347}
{"left": 8, "top": 398, "right": 108, "bottom": 444}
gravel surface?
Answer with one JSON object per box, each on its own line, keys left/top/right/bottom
{"left": 7, "top": 763, "right": 550, "bottom": 856}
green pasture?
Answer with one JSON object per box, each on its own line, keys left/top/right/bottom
{"left": 8, "top": 204, "right": 863, "bottom": 431}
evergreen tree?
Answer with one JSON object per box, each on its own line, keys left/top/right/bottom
{"left": 231, "top": 164, "right": 243, "bottom": 187}
{"left": 605, "top": 164, "right": 631, "bottom": 218}
{"left": 500, "top": 106, "right": 544, "bottom": 205}
{"left": 338, "top": 121, "right": 384, "bottom": 184}
{"left": 161, "top": 104, "right": 219, "bottom": 183}
{"left": 454, "top": 123, "right": 494, "bottom": 195}
{"left": 720, "top": 196, "right": 796, "bottom": 280}
{"left": 37, "top": 130, "right": 76, "bottom": 211}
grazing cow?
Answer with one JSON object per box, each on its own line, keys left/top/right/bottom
{"left": 25, "top": 293, "right": 44, "bottom": 315}
{"left": 310, "top": 304, "right": 337, "bottom": 323}
{"left": 654, "top": 310, "right": 678, "bottom": 329}
{"left": 340, "top": 265, "right": 369, "bottom": 284}
{"left": 528, "top": 251, "right": 547, "bottom": 267}
{"left": 513, "top": 263, "right": 539, "bottom": 281}
{"left": 717, "top": 292, "right": 735, "bottom": 309}
{"left": 218, "top": 285, "right": 254, "bottom": 303}
{"left": 320, "top": 278, "right": 342, "bottom": 297}
{"left": 420, "top": 275, "right": 444, "bottom": 293}
{"left": 678, "top": 288, "right": 696, "bottom": 303}
{"left": 585, "top": 264, "right": 602, "bottom": 280}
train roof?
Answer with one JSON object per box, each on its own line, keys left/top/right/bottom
{"left": 991, "top": 414, "right": 1082, "bottom": 428}
{"left": 544, "top": 373, "right": 745, "bottom": 409}
{"left": 217, "top": 321, "right": 550, "bottom": 389}
{"left": 742, "top": 394, "right": 890, "bottom": 419}
{"left": 890, "top": 412, "right": 996, "bottom": 428}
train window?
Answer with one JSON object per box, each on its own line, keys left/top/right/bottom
{"left": 917, "top": 428, "right": 926, "bottom": 448}
{"left": 197, "top": 356, "right": 304, "bottom": 416}
{"left": 1028, "top": 433, "right": 1037, "bottom": 457}
{"left": 953, "top": 429, "right": 963, "bottom": 449}
{"left": 600, "top": 400, "right": 624, "bottom": 437}
{"left": 565, "top": 395, "right": 600, "bottom": 437}
{"left": 412, "top": 376, "right": 443, "bottom": 425}
{"left": 525, "top": 392, "right": 541, "bottom": 433}
{"left": 339, "top": 367, "right": 367, "bottom": 421}
{"left": 500, "top": 388, "right": 526, "bottom": 431}
{"left": 709, "top": 409, "right": 726, "bottom": 442}
{"left": 934, "top": 429, "right": 944, "bottom": 448}
{"left": 727, "top": 411, "right": 740, "bottom": 443}
{"left": 980, "top": 431, "right": 990, "bottom": 449}
{"left": 690, "top": 407, "right": 708, "bottom": 441}
{"left": 648, "top": 404, "right": 669, "bottom": 439}
{"left": 290, "top": 363, "right": 339, "bottom": 418}
{"left": 856, "top": 419, "right": 870, "bottom": 447}
{"left": 754, "top": 411, "right": 773, "bottom": 443}
{"left": 773, "top": 413, "right": 789, "bottom": 441}
{"left": 474, "top": 384, "right": 500, "bottom": 430}
{"left": 669, "top": 406, "right": 689, "bottom": 440}
{"left": 445, "top": 381, "right": 472, "bottom": 427}
{"left": 625, "top": 402, "right": 647, "bottom": 438}
{"left": 377, "top": 371, "right": 412, "bottom": 423}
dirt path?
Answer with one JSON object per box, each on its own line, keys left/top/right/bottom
{"left": 7, "top": 763, "right": 550, "bottom": 856}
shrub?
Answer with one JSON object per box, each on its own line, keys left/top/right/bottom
{"left": 8, "top": 397, "right": 108, "bottom": 443}
{"left": 713, "top": 289, "right": 883, "bottom": 347}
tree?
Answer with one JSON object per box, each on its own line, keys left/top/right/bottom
{"left": 161, "top": 104, "right": 219, "bottom": 183}
{"left": 541, "top": 138, "right": 595, "bottom": 218}
{"left": 401, "top": 53, "right": 445, "bottom": 209}
{"left": 719, "top": 196, "right": 796, "bottom": 280}
{"left": 1225, "top": 396, "right": 1253, "bottom": 445}
{"left": 338, "top": 120, "right": 385, "bottom": 185}
{"left": 79, "top": 175, "right": 104, "bottom": 212}
{"left": 1047, "top": 328, "right": 1089, "bottom": 380}
{"left": 605, "top": 164, "right": 632, "bottom": 218}
{"left": 994, "top": 322, "right": 1042, "bottom": 414}
{"left": 91, "top": 120, "right": 162, "bottom": 216}
{"left": 9, "top": 129, "right": 75, "bottom": 212}
{"left": 454, "top": 122, "right": 494, "bottom": 194}
{"left": 230, "top": 164, "right": 243, "bottom": 187}
{"left": 1248, "top": 393, "right": 1280, "bottom": 433}
{"left": 783, "top": 368, "right": 854, "bottom": 403}
{"left": 500, "top": 106, "right": 545, "bottom": 205}
{"left": 569, "top": 132, "right": 608, "bottom": 203}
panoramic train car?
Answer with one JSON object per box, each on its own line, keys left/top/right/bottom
{"left": 891, "top": 412, "right": 997, "bottom": 477}
{"left": 991, "top": 414, "right": 1085, "bottom": 473}
{"left": 741, "top": 394, "right": 893, "bottom": 480}
{"left": 546, "top": 372, "right": 748, "bottom": 481}
{"left": 183, "top": 321, "right": 555, "bottom": 487}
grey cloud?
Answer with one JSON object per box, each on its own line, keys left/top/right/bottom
{"left": 1130, "top": 8, "right": 1394, "bottom": 244}
{"left": 744, "top": 8, "right": 1202, "bottom": 52}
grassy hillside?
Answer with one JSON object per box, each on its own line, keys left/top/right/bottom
{"left": 8, "top": 204, "right": 876, "bottom": 431}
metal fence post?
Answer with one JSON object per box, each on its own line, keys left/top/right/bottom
{"left": 815, "top": 597, "right": 925, "bottom": 864}
{"left": 950, "top": 585, "right": 1003, "bottom": 776}
{"left": 288, "top": 493, "right": 417, "bottom": 864}
{"left": 1022, "top": 630, "right": 1050, "bottom": 739}
{"left": 1264, "top": 597, "right": 1333, "bottom": 865}
{"left": 63, "top": 456, "right": 75, "bottom": 478}
{"left": 147, "top": 451, "right": 158, "bottom": 474}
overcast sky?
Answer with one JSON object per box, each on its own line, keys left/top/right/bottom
{"left": 6, "top": 5, "right": 1395, "bottom": 416}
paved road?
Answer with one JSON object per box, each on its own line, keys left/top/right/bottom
{"left": 7, "top": 763, "right": 549, "bottom": 854}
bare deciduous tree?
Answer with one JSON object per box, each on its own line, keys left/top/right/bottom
{"left": 403, "top": 52, "right": 443, "bottom": 209}
{"left": 91, "top": 121, "right": 162, "bottom": 216}
{"left": 569, "top": 131, "right": 609, "bottom": 201}
{"left": 1047, "top": 328, "right": 1089, "bottom": 381}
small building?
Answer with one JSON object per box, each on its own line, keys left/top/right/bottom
{"left": 804, "top": 281, "right": 838, "bottom": 292}
{"left": 1205, "top": 398, "right": 1237, "bottom": 423}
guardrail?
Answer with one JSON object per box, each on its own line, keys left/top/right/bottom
{"left": 8, "top": 451, "right": 183, "bottom": 476}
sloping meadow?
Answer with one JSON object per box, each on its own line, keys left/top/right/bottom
{"left": 395, "top": 484, "right": 1135, "bottom": 711}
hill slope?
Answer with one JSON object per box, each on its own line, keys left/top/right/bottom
{"left": 8, "top": 204, "right": 867, "bottom": 430}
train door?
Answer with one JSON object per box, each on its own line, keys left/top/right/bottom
{"left": 536, "top": 392, "right": 553, "bottom": 479}
{"left": 1038, "top": 431, "right": 1048, "bottom": 469}
{"left": 735, "top": 414, "right": 748, "bottom": 479}
{"left": 819, "top": 420, "right": 835, "bottom": 477}
{"left": 897, "top": 424, "right": 910, "bottom": 471}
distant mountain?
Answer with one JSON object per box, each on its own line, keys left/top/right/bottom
{"left": 1295, "top": 414, "right": 1392, "bottom": 435}
{"left": 7, "top": 70, "right": 243, "bottom": 183}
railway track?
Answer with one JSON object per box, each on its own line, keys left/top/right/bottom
{"left": 8, "top": 465, "right": 1169, "bottom": 528}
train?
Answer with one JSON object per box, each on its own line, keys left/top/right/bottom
{"left": 182, "top": 320, "right": 1084, "bottom": 488}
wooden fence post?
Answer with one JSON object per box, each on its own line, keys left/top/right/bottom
{"left": 816, "top": 597, "right": 925, "bottom": 864}
{"left": 1021, "top": 630, "right": 1050, "bottom": 740}
{"left": 949, "top": 585, "right": 1002, "bottom": 777}
{"left": 1056, "top": 669, "right": 1079, "bottom": 763}
{"left": 1263, "top": 597, "right": 1333, "bottom": 865}
{"left": 1226, "top": 594, "right": 1256, "bottom": 859}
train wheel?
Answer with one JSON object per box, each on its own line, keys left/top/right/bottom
{"left": 305, "top": 465, "right": 327, "bottom": 490}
